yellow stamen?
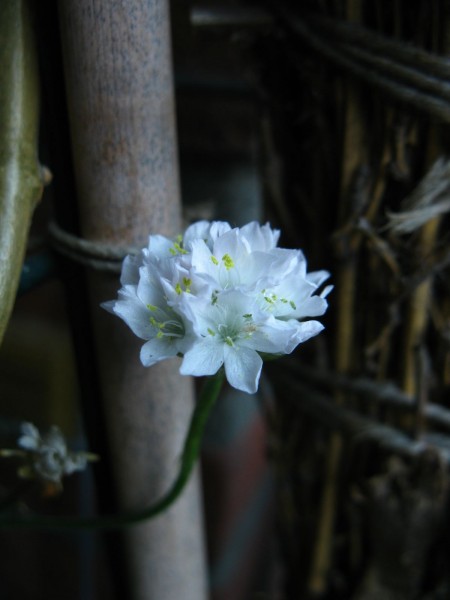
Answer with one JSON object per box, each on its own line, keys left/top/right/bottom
{"left": 222, "top": 254, "right": 234, "bottom": 270}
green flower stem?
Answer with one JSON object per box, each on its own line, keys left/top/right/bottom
{"left": 0, "top": 370, "right": 224, "bottom": 531}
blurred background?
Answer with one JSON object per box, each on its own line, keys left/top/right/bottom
{"left": 2, "top": 1, "right": 450, "bottom": 599}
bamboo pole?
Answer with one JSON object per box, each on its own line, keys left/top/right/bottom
{"left": 307, "top": 2, "right": 366, "bottom": 594}
{"left": 0, "top": 0, "right": 44, "bottom": 346}
{"left": 398, "top": 156, "right": 443, "bottom": 445}
{"left": 58, "top": 2, "right": 207, "bottom": 599}
{"left": 401, "top": 9, "right": 445, "bottom": 413}
{"left": 402, "top": 218, "right": 440, "bottom": 397}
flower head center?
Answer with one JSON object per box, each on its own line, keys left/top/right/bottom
{"left": 212, "top": 312, "right": 257, "bottom": 345}
{"left": 169, "top": 236, "right": 188, "bottom": 256}
{"left": 222, "top": 254, "right": 234, "bottom": 270}
{"left": 148, "top": 307, "right": 185, "bottom": 339}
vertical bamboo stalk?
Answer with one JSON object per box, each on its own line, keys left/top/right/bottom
{"left": 402, "top": 219, "right": 439, "bottom": 397}
{"left": 307, "top": 2, "right": 366, "bottom": 594}
{"left": 400, "top": 4, "right": 445, "bottom": 398}
{"left": 0, "top": 0, "right": 43, "bottom": 346}
{"left": 401, "top": 7, "right": 447, "bottom": 401}
{"left": 58, "top": 2, "right": 207, "bottom": 599}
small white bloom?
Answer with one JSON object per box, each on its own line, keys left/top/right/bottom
{"left": 178, "top": 289, "right": 309, "bottom": 393}
{"left": 0, "top": 422, "right": 98, "bottom": 490}
{"left": 17, "top": 422, "right": 41, "bottom": 451}
{"left": 239, "top": 221, "right": 280, "bottom": 251}
{"left": 255, "top": 269, "right": 329, "bottom": 321}
{"left": 103, "top": 220, "right": 332, "bottom": 393}
{"left": 102, "top": 261, "right": 191, "bottom": 366}
{"left": 183, "top": 220, "right": 232, "bottom": 251}
{"left": 188, "top": 229, "right": 295, "bottom": 292}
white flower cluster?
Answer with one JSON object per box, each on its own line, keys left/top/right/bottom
{"left": 103, "top": 221, "right": 332, "bottom": 394}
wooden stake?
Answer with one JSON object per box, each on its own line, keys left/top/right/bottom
{"left": 58, "top": 2, "right": 207, "bottom": 598}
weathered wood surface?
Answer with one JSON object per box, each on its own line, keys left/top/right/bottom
{"left": 58, "top": 2, "right": 207, "bottom": 598}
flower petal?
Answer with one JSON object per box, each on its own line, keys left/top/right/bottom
{"left": 240, "top": 221, "right": 280, "bottom": 251}
{"left": 112, "top": 295, "right": 154, "bottom": 340}
{"left": 18, "top": 422, "right": 40, "bottom": 450}
{"left": 120, "top": 253, "right": 143, "bottom": 285}
{"left": 307, "top": 269, "right": 330, "bottom": 288}
{"left": 180, "top": 340, "right": 224, "bottom": 376}
{"left": 293, "top": 296, "right": 329, "bottom": 318}
{"left": 283, "top": 319, "right": 325, "bottom": 353}
{"left": 140, "top": 337, "right": 179, "bottom": 367}
{"left": 147, "top": 234, "right": 174, "bottom": 258}
{"left": 223, "top": 345, "right": 262, "bottom": 394}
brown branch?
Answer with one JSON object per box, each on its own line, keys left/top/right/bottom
{"left": 280, "top": 362, "right": 450, "bottom": 431}
{"left": 269, "top": 369, "right": 450, "bottom": 462}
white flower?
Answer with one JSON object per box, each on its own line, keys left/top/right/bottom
{"left": 178, "top": 289, "right": 326, "bottom": 393}
{"left": 254, "top": 264, "right": 332, "bottom": 321}
{"left": 178, "top": 290, "right": 284, "bottom": 393}
{"left": 183, "top": 220, "right": 232, "bottom": 251}
{"left": 103, "top": 260, "right": 192, "bottom": 366}
{"left": 0, "top": 422, "right": 98, "bottom": 489}
{"left": 239, "top": 221, "right": 280, "bottom": 251}
{"left": 187, "top": 228, "right": 299, "bottom": 294}
{"left": 103, "top": 220, "right": 332, "bottom": 393}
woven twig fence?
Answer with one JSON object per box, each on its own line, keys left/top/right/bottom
{"left": 256, "top": 2, "right": 450, "bottom": 599}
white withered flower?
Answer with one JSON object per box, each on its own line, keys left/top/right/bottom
{"left": 103, "top": 220, "right": 332, "bottom": 393}
{"left": 0, "top": 422, "right": 97, "bottom": 490}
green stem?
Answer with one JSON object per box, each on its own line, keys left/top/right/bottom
{"left": 0, "top": 370, "right": 224, "bottom": 531}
